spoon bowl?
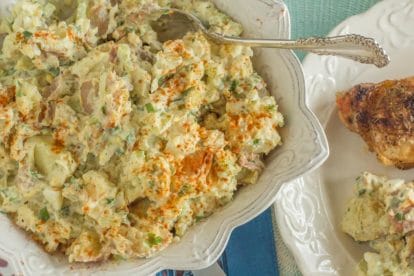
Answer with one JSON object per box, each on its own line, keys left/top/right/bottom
{"left": 151, "top": 8, "right": 390, "bottom": 68}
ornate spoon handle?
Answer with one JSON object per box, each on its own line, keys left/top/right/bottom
{"left": 207, "top": 33, "right": 390, "bottom": 68}
{"left": 152, "top": 9, "right": 389, "bottom": 68}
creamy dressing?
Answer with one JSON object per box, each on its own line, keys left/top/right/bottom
{"left": 343, "top": 172, "right": 414, "bottom": 275}
{"left": 0, "top": 0, "right": 284, "bottom": 262}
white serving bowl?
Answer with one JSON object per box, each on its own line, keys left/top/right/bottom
{"left": 0, "top": 0, "right": 328, "bottom": 275}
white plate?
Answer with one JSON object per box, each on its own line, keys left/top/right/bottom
{"left": 0, "top": 1, "right": 328, "bottom": 275}
{"left": 275, "top": 0, "right": 414, "bottom": 275}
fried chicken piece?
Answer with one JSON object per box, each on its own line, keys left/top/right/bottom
{"left": 336, "top": 77, "right": 414, "bottom": 169}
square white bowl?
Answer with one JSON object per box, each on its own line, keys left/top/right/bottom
{"left": 0, "top": 0, "right": 328, "bottom": 275}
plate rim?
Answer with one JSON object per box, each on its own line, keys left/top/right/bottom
{"left": 275, "top": 0, "right": 414, "bottom": 275}
{"left": 0, "top": 0, "right": 330, "bottom": 275}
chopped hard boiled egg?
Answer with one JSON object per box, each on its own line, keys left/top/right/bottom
{"left": 0, "top": 0, "right": 283, "bottom": 262}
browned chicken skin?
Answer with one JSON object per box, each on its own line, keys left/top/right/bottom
{"left": 336, "top": 77, "right": 414, "bottom": 169}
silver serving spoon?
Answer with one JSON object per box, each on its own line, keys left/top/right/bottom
{"left": 150, "top": 8, "right": 390, "bottom": 68}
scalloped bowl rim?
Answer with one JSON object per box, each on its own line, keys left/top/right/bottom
{"left": 0, "top": 0, "right": 329, "bottom": 275}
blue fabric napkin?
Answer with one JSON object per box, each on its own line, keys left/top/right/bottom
{"left": 158, "top": 209, "right": 278, "bottom": 276}
{"left": 223, "top": 209, "right": 279, "bottom": 276}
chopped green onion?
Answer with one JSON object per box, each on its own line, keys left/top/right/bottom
{"left": 189, "top": 110, "right": 199, "bottom": 118}
{"left": 181, "top": 87, "right": 194, "bottom": 97}
{"left": 4, "top": 69, "right": 15, "bottom": 76}
{"left": 113, "top": 254, "right": 126, "bottom": 261}
{"left": 60, "top": 206, "right": 70, "bottom": 216}
{"left": 158, "top": 73, "right": 174, "bottom": 87}
{"left": 49, "top": 67, "right": 60, "bottom": 77}
{"left": 30, "top": 169, "right": 42, "bottom": 179}
{"left": 253, "top": 139, "right": 260, "bottom": 145}
{"left": 115, "top": 148, "right": 124, "bottom": 156}
{"left": 145, "top": 103, "right": 156, "bottom": 113}
{"left": 106, "top": 198, "right": 115, "bottom": 205}
{"left": 229, "top": 79, "right": 244, "bottom": 99}
{"left": 147, "top": 233, "right": 163, "bottom": 247}
{"left": 266, "top": 105, "right": 276, "bottom": 112}
{"left": 101, "top": 106, "right": 107, "bottom": 115}
{"left": 358, "top": 189, "right": 366, "bottom": 196}
{"left": 178, "top": 184, "right": 189, "bottom": 196}
{"left": 126, "top": 133, "right": 135, "bottom": 146}
{"left": 22, "top": 31, "right": 33, "bottom": 39}
{"left": 390, "top": 197, "right": 401, "bottom": 209}
{"left": 62, "top": 60, "right": 75, "bottom": 67}
{"left": 38, "top": 207, "right": 50, "bottom": 221}
{"left": 90, "top": 117, "right": 100, "bottom": 125}
{"left": 230, "top": 80, "right": 238, "bottom": 92}
{"left": 395, "top": 212, "right": 405, "bottom": 221}
{"left": 125, "top": 27, "right": 135, "bottom": 33}
{"left": 111, "top": 126, "right": 121, "bottom": 134}
{"left": 173, "top": 87, "right": 194, "bottom": 103}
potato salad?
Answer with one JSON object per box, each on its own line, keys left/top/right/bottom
{"left": 342, "top": 172, "right": 414, "bottom": 276}
{"left": 0, "top": 0, "right": 284, "bottom": 262}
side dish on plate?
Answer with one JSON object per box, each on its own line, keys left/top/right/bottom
{"left": 337, "top": 77, "right": 414, "bottom": 169}
{"left": 339, "top": 77, "right": 414, "bottom": 275}
{"left": 342, "top": 172, "right": 414, "bottom": 276}
{"left": 277, "top": 1, "right": 414, "bottom": 274}
{"left": 0, "top": 0, "right": 284, "bottom": 262}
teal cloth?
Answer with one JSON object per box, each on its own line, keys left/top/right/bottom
{"left": 285, "top": 0, "right": 380, "bottom": 60}
{"left": 274, "top": 0, "right": 381, "bottom": 275}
